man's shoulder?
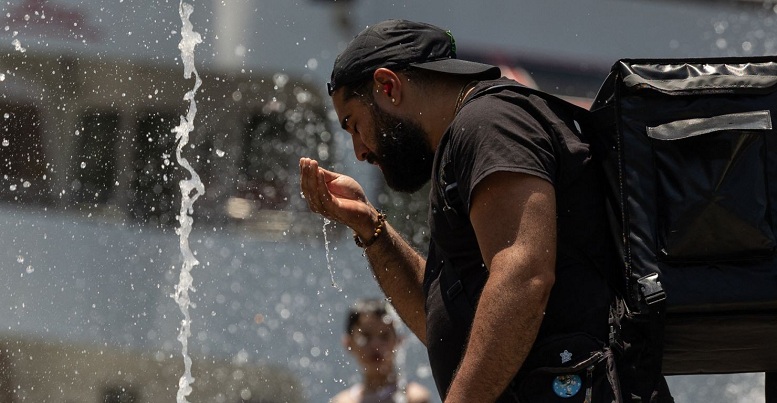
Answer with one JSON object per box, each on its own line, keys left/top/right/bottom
{"left": 452, "top": 78, "right": 552, "bottom": 136}
{"left": 458, "top": 78, "right": 546, "bottom": 120}
{"left": 470, "top": 77, "right": 535, "bottom": 100}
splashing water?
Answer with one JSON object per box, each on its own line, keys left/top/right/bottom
{"left": 11, "top": 39, "right": 26, "bottom": 53}
{"left": 172, "top": 2, "right": 205, "bottom": 402}
{"left": 322, "top": 218, "right": 340, "bottom": 290}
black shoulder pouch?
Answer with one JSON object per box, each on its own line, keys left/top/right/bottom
{"left": 514, "top": 332, "right": 622, "bottom": 403}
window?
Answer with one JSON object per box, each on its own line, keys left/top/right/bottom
{"left": 238, "top": 112, "right": 292, "bottom": 211}
{"left": 71, "top": 111, "right": 119, "bottom": 206}
{"left": 0, "top": 102, "right": 49, "bottom": 205}
{"left": 102, "top": 385, "right": 138, "bottom": 403}
{"left": 131, "top": 111, "right": 180, "bottom": 227}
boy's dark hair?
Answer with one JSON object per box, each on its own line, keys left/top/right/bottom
{"left": 345, "top": 298, "right": 393, "bottom": 334}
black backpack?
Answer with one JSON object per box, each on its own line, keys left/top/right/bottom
{"left": 589, "top": 57, "right": 777, "bottom": 398}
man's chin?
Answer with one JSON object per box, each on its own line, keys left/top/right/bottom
{"left": 384, "top": 176, "right": 430, "bottom": 194}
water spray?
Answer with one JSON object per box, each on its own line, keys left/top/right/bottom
{"left": 172, "top": 2, "right": 205, "bottom": 402}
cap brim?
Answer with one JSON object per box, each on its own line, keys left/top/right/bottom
{"left": 409, "top": 58, "right": 501, "bottom": 79}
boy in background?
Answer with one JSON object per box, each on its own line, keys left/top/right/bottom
{"left": 332, "top": 299, "right": 430, "bottom": 403}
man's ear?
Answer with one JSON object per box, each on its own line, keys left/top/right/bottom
{"left": 373, "top": 68, "right": 402, "bottom": 105}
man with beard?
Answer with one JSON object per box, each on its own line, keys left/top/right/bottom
{"left": 300, "top": 19, "right": 673, "bottom": 403}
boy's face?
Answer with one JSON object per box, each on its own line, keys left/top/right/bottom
{"left": 344, "top": 313, "right": 399, "bottom": 374}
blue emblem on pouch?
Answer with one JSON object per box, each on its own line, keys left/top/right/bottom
{"left": 552, "top": 374, "right": 582, "bottom": 398}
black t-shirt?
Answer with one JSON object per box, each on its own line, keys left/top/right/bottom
{"left": 423, "top": 78, "right": 613, "bottom": 400}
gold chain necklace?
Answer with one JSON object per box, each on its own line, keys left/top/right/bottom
{"left": 454, "top": 81, "right": 478, "bottom": 115}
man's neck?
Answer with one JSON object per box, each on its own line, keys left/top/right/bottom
{"left": 423, "top": 79, "right": 478, "bottom": 151}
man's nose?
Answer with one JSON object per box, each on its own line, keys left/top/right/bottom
{"left": 351, "top": 135, "right": 369, "bottom": 162}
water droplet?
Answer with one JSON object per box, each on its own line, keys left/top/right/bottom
{"left": 11, "top": 38, "right": 26, "bottom": 53}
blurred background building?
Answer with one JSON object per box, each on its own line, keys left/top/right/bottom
{"left": 0, "top": 0, "right": 774, "bottom": 401}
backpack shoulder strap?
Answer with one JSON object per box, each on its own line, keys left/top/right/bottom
{"left": 469, "top": 83, "right": 593, "bottom": 123}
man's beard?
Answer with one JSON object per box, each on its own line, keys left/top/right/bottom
{"left": 367, "top": 105, "right": 435, "bottom": 193}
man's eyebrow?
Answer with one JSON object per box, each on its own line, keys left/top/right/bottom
{"left": 340, "top": 115, "right": 350, "bottom": 131}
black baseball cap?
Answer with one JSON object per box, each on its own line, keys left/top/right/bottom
{"left": 327, "top": 19, "right": 501, "bottom": 95}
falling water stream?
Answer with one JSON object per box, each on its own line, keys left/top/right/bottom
{"left": 171, "top": 2, "right": 205, "bottom": 402}
{"left": 323, "top": 218, "right": 341, "bottom": 290}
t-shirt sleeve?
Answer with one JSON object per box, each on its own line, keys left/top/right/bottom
{"left": 447, "top": 94, "right": 557, "bottom": 212}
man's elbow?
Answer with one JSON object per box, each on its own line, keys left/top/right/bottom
{"left": 529, "top": 269, "right": 555, "bottom": 304}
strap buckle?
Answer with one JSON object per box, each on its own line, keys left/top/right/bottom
{"left": 637, "top": 273, "right": 666, "bottom": 306}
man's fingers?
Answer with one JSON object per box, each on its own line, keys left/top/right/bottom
{"left": 299, "top": 157, "right": 332, "bottom": 215}
{"left": 317, "top": 167, "right": 333, "bottom": 208}
{"left": 299, "top": 158, "right": 321, "bottom": 212}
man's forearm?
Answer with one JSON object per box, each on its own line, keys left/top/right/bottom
{"left": 444, "top": 265, "right": 552, "bottom": 402}
{"left": 365, "top": 223, "right": 428, "bottom": 344}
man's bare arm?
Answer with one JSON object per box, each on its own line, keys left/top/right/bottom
{"left": 444, "top": 172, "right": 557, "bottom": 402}
{"left": 364, "top": 223, "right": 428, "bottom": 344}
